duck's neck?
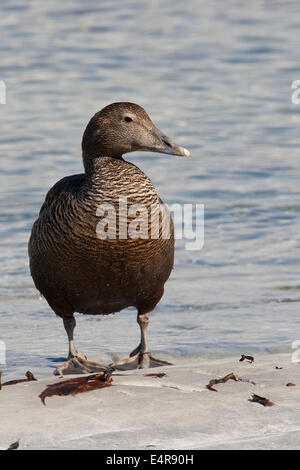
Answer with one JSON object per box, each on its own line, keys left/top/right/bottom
{"left": 84, "top": 155, "right": 124, "bottom": 179}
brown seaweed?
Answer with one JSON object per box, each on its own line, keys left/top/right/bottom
{"left": 144, "top": 373, "right": 167, "bottom": 379}
{"left": 39, "top": 369, "right": 113, "bottom": 405}
{"left": 7, "top": 440, "right": 19, "bottom": 450}
{"left": 249, "top": 394, "right": 275, "bottom": 407}
{"left": 206, "top": 372, "right": 239, "bottom": 392}
{"left": 2, "top": 371, "right": 37, "bottom": 386}
{"left": 239, "top": 355, "right": 254, "bottom": 364}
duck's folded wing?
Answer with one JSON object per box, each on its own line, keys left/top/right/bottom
{"left": 39, "top": 174, "right": 85, "bottom": 217}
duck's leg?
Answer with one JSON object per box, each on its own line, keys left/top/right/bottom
{"left": 55, "top": 316, "right": 107, "bottom": 376}
{"left": 111, "top": 311, "right": 172, "bottom": 370}
{"left": 64, "top": 317, "right": 86, "bottom": 360}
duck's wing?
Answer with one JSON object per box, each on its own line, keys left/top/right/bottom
{"left": 39, "top": 174, "right": 85, "bottom": 217}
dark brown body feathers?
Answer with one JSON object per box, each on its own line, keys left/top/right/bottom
{"left": 29, "top": 156, "right": 174, "bottom": 318}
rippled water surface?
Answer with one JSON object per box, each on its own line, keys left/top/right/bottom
{"left": 1, "top": 0, "right": 300, "bottom": 378}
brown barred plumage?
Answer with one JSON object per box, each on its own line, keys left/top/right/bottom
{"left": 28, "top": 102, "right": 190, "bottom": 373}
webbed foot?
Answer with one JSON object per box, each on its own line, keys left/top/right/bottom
{"left": 111, "top": 344, "right": 172, "bottom": 370}
{"left": 55, "top": 355, "right": 108, "bottom": 376}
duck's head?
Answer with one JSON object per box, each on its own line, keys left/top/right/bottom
{"left": 82, "top": 102, "right": 190, "bottom": 169}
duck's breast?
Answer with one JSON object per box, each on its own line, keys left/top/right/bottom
{"left": 29, "top": 158, "right": 174, "bottom": 315}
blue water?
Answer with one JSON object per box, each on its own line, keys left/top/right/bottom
{"left": 1, "top": 0, "right": 300, "bottom": 379}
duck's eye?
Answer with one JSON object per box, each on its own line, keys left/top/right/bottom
{"left": 124, "top": 116, "right": 133, "bottom": 123}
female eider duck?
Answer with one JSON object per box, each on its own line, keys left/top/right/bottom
{"left": 29, "top": 102, "right": 190, "bottom": 375}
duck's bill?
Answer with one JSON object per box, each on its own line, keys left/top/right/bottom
{"left": 156, "top": 142, "right": 191, "bottom": 157}
{"left": 141, "top": 127, "right": 191, "bottom": 157}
